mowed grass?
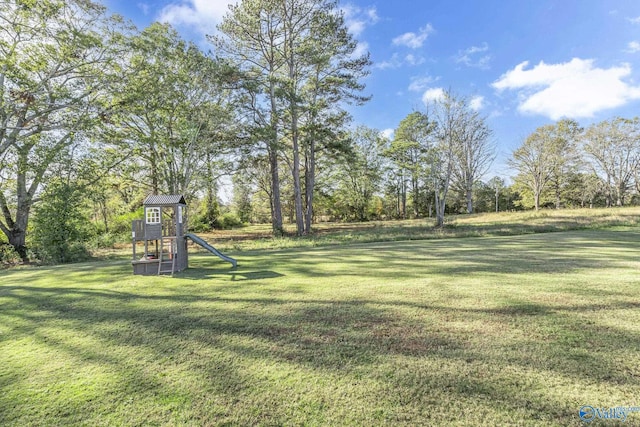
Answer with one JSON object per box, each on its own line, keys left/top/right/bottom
{"left": 1, "top": 228, "right": 640, "bottom": 426}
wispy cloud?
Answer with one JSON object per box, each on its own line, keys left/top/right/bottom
{"left": 627, "top": 41, "right": 640, "bottom": 53}
{"left": 404, "top": 54, "right": 426, "bottom": 66}
{"left": 342, "top": 4, "right": 380, "bottom": 37}
{"left": 392, "top": 24, "right": 434, "bottom": 49}
{"left": 137, "top": 2, "right": 150, "bottom": 15}
{"left": 158, "top": 0, "right": 235, "bottom": 36}
{"left": 375, "top": 53, "right": 402, "bottom": 70}
{"left": 455, "top": 42, "right": 491, "bottom": 69}
{"left": 628, "top": 16, "right": 640, "bottom": 24}
{"left": 493, "top": 58, "right": 640, "bottom": 119}
{"left": 375, "top": 53, "right": 425, "bottom": 70}
{"left": 408, "top": 75, "right": 439, "bottom": 92}
{"left": 381, "top": 128, "right": 395, "bottom": 140}
{"left": 353, "top": 41, "right": 370, "bottom": 58}
{"left": 159, "top": 1, "right": 378, "bottom": 45}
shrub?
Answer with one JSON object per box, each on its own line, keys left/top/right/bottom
{"left": 30, "top": 180, "right": 95, "bottom": 264}
{"left": 87, "top": 232, "right": 119, "bottom": 250}
{"left": 188, "top": 214, "right": 214, "bottom": 233}
{"left": 217, "top": 212, "right": 244, "bottom": 229}
{"left": 110, "top": 208, "right": 144, "bottom": 236}
{"left": 0, "top": 243, "right": 21, "bottom": 267}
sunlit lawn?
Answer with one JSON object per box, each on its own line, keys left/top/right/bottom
{"left": 1, "top": 227, "right": 640, "bottom": 425}
{"left": 201, "top": 206, "right": 640, "bottom": 252}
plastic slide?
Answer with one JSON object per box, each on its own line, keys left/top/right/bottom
{"left": 185, "top": 233, "right": 237, "bottom": 268}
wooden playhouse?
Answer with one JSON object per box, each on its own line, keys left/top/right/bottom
{"left": 131, "top": 195, "right": 188, "bottom": 275}
{"left": 131, "top": 194, "right": 237, "bottom": 275}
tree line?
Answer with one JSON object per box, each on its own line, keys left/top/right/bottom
{"left": 0, "top": 0, "right": 369, "bottom": 262}
{"left": 510, "top": 117, "right": 640, "bottom": 210}
{"left": 1, "top": 0, "right": 639, "bottom": 265}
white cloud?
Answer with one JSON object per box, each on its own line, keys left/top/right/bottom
{"left": 375, "top": 53, "right": 425, "bottom": 70}
{"left": 493, "top": 58, "right": 640, "bottom": 120}
{"left": 342, "top": 4, "right": 379, "bottom": 37}
{"left": 470, "top": 96, "right": 485, "bottom": 111}
{"left": 404, "top": 54, "right": 425, "bottom": 66}
{"left": 422, "top": 87, "right": 445, "bottom": 105}
{"left": 137, "top": 2, "right": 150, "bottom": 15}
{"left": 627, "top": 41, "right": 640, "bottom": 53}
{"left": 628, "top": 16, "right": 640, "bottom": 24}
{"left": 375, "top": 53, "right": 402, "bottom": 70}
{"left": 392, "top": 24, "right": 434, "bottom": 49}
{"left": 367, "top": 8, "right": 379, "bottom": 22}
{"left": 159, "top": 1, "right": 378, "bottom": 42}
{"left": 158, "top": 0, "right": 236, "bottom": 35}
{"left": 348, "top": 20, "right": 366, "bottom": 35}
{"left": 455, "top": 42, "right": 491, "bottom": 69}
{"left": 408, "top": 75, "right": 438, "bottom": 92}
{"left": 381, "top": 128, "right": 395, "bottom": 140}
{"left": 353, "top": 41, "right": 369, "bottom": 58}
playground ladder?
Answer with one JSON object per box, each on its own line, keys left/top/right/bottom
{"left": 158, "top": 236, "right": 177, "bottom": 275}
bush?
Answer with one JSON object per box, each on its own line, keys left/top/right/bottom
{"left": 110, "top": 208, "right": 144, "bottom": 236}
{"left": 31, "top": 180, "right": 95, "bottom": 264}
{"left": 189, "top": 210, "right": 245, "bottom": 232}
{"left": 217, "top": 212, "right": 244, "bottom": 230}
{"left": 0, "top": 243, "right": 22, "bottom": 267}
{"left": 188, "top": 215, "right": 214, "bottom": 233}
{"left": 87, "top": 232, "right": 119, "bottom": 250}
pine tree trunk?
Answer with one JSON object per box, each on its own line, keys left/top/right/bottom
{"left": 269, "top": 147, "right": 283, "bottom": 236}
{"left": 269, "top": 78, "right": 283, "bottom": 236}
{"left": 291, "top": 121, "right": 304, "bottom": 236}
{"left": 304, "top": 139, "right": 315, "bottom": 234}
{"left": 435, "top": 187, "right": 444, "bottom": 227}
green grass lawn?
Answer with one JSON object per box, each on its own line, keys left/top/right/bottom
{"left": 2, "top": 227, "right": 640, "bottom": 425}
{"left": 194, "top": 206, "right": 640, "bottom": 253}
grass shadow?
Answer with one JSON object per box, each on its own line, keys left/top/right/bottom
{"left": 2, "top": 229, "right": 640, "bottom": 425}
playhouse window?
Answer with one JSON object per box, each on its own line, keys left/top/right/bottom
{"left": 146, "top": 207, "right": 161, "bottom": 224}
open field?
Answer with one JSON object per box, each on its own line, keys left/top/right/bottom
{"left": 2, "top": 224, "right": 640, "bottom": 425}
{"left": 192, "top": 206, "right": 640, "bottom": 252}
{"left": 94, "top": 206, "right": 640, "bottom": 260}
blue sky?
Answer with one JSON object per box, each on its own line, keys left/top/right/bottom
{"left": 103, "top": 0, "right": 640, "bottom": 179}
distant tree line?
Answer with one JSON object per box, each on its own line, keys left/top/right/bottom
{"left": 510, "top": 117, "right": 640, "bottom": 210}
{"left": 1, "top": 0, "right": 639, "bottom": 265}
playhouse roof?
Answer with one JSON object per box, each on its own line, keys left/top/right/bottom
{"left": 143, "top": 195, "right": 186, "bottom": 206}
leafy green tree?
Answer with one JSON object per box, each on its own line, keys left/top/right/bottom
{"left": 214, "top": 0, "right": 369, "bottom": 236}
{"left": 214, "top": 0, "right": 287, "bottom": 235}
{"left": 382, "top": 167, "right": 408, "bottom": 219}
{"left": 104, "top": 23, "right": 233, "bottom": 198}
{"left": 564, "top": 172, "right": 603, "bottom": 208}
{"left": 510, "top": 126, "right": 556, "bottom": 210}
{"left": 386, "top": 112, "right": 435, "bottom": 218}
{"left": 232, "top": 174, "right": 254, "bottom": 223}
{"left": 487, "top": 176, "right": 505, "bottom": 212}
{"left": 334, "top": 127, "right": 384, "bottom": 221}
{"left": 0, "top": 0, "right": 125, "bottom": 260}
{"left": 31, "top": 178, "right": 93, "bottom": 264}
{"left": 546, "top": 119, "right": 582, "bottom": 209}
{"left": 298, "top": 4, "right": 370, "bottom": 233}
{"left": 582, "top": 117, "right": 640, "bottom": 207}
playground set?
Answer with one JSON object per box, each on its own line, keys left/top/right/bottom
{"left": 131, "top": 195, "right": 237, "bottom": 275}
